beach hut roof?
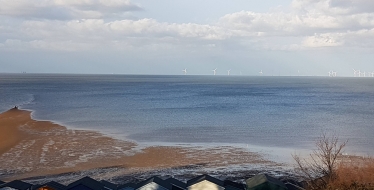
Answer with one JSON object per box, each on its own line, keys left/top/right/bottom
{"left": 100, "top": 180, "right": 117, "bottom": 190}
{"left": 135, "top": 176, "right": 171, "bottom": 190}
{"left": 164, "top": 178, "right": 186, "bottom": 190}
{"left": 223, "top": 180, "right": 246, "bottom": 190}
{"left": 33, "top": 181, "right": 66, "bottom": 190}
{"left": 246, "top": 174, "right": 287, "bottom": 190}
{"left": 0, "top": 180, "right": 32, "bottom": 190}
{"left": 66, "top": 176, "right": 104, "bottom": 190}
{"left": 117, "top": 183, "right": 136, "bottom": 190}
{"left": 186, "top": 174, "right": 224, "bottom": 187}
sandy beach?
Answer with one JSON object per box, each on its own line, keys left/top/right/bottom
{"left": 0, "top": 108, "right": 281, "bottom": 182}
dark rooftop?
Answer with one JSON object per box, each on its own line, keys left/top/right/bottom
{"left": 117, "top": 182, "right": 136, "bottom": 190}
{"left": 0, "top": 180, "right": 33, "bottom": 190}
{"left": 0, "top": 174, "right": 292, "bottom": 190}
{"left": 100, "top": 180, "right": 117, "bottom": 190}
{"left": 164, "top": 178, "right": 186, "bottom": 190}
{"left": 66, "top": 176, "right": 105, "bottom": 190}
{"left": 33, "top": 181, "right": 66, "bottom": 190}
{"left": 223, "top": 180, "right": 246, "bottom": 190}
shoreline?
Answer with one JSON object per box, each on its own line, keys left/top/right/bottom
{"left": 23, "top": 106, "right": 305, "bottom": 164}
{"left": 0, "top": 109, "right": 283, "bottom": 181}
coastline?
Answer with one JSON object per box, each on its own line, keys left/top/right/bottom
{"left": 0, "top": 109, "right": 283, "bottom": 182}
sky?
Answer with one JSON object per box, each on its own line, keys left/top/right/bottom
{"left": 0, "top": 0, "right": 374, "bottom": 76}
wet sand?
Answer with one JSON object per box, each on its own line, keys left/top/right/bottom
{"left": 0, "top": 108, "right": 29, "bottom": 154}
{"left": 0, "top": 109, "right": 281, "bottom": 181}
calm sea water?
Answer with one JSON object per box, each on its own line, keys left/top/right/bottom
{"left": 1, "top": 74, "right": 373, "bottom": 154}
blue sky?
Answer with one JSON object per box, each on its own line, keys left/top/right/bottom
{"left": 0, "top": 0, "right": 373, "bottom": 76}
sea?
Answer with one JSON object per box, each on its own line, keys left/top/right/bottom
{"left": 1, "top": 74, "right": 374, "bottom": 156}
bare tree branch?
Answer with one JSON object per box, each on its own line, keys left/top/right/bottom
{"left": 292, "top": 132, "right": 348, "bottom": 190}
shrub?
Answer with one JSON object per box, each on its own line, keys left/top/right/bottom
{"left": 292, "top": 133, "right": 347, "bottom": 190}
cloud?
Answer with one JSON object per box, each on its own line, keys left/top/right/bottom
{"left": 329, "top": 0, "right": 374, "bottom": 14}
{"left": 291, "top": 0, "right": 374, "bottom": 16}
{"left": 0, "top": 0, "right": 142, "bottom": 20}
{"left": 0, "top": 2, "right": 73, "bottom": 20}
{"left": 217, "top": 1, "right": 374, "bottom": 49}
{"left": 0, "top": 18, "right": 230, "bottom": 52}
{"left": 219, "top": 9, "right": 374, "bottom": 35}
{"left": 219, "top": 11, "right": 321, "bottom": 37}
{"left": 0, "top": 0, "right": 374, "bottom": 52}
{"left": 302, "top": 33, "right": 344, "bottom": 47}
{"left": 17, "top": 18, "right": 229, "bottom": 41}
{"left": 57, "top": 0, "right": 142, "bottom": 11}
{"left": 0, "top": 39, "right": 92, "bottom": 51}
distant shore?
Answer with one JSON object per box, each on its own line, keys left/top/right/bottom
{"left": 0, "top": 109, "right": 282, "bottom": 182}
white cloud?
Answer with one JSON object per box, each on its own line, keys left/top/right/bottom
{"left": 17, "top": 19, "right": 229, "bottom": 42}
{"left": 1, "top": 0, "right": 374, "bottom": 52}
{"left": 0, "top": 0, "right": 142, "bottom": 20}
{"left": 220, "top": 11, "right": 320, "bottom": 36}
{"left": 302, "top": 33, "right": 344, "bottom": 47}
{"left": 217, "top": 1, "right": 374, "bottom": 49}
{"left": 219, "top": 9, "right": 374, "bottom": 35}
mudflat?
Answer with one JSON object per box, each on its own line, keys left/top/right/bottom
{"left": 0, "top": 109, "right": 278, "bottom": 181}
{"left": 0, "top": 108, "right": 30, "bottom": 155}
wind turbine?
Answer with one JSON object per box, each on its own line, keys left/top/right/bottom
{"left": 328, "top": 71, "right": 332, "bottom": 77}
{"left": 212, "top": 68, "right": 217, "bottom": 75}
{"left": 370, "top": 71, "right": 374, "bottom": 77}
{"left": 259, "top": 70, "right": 263, "bottom": 75}
{"left": 353, "top": 69, "right": 359, "bottom": 77}
{"left": 361, "top": 71, "right": 366, "bottom": 77}
{"left": 182, "top": 68, "right": 187, "bottom": 75}
{"left": 332, "top": 71, "right": 337, "bottom": 77}
{"left": 227, "top": 69, "right": 231, "bottom": 76}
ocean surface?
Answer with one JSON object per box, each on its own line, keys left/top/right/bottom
{"left": 1, "top": 74, "right": 374, "bottom": 155}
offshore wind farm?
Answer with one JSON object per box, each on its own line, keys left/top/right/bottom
{"left": 180, "top": 68, "right": 374, "bottom": 77}
{"left": 1, "top": 0, "right": 374, "bottom": 187}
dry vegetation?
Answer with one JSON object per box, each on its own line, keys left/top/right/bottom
{"left": 328, "top": 156, "right": 374, "bottom": 190}
{"left": 293, "top": 133, "right": 374, "bottom": 190}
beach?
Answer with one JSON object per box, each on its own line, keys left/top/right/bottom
{"left": 0, "top": 108, "right": 281, "bottom": 182}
